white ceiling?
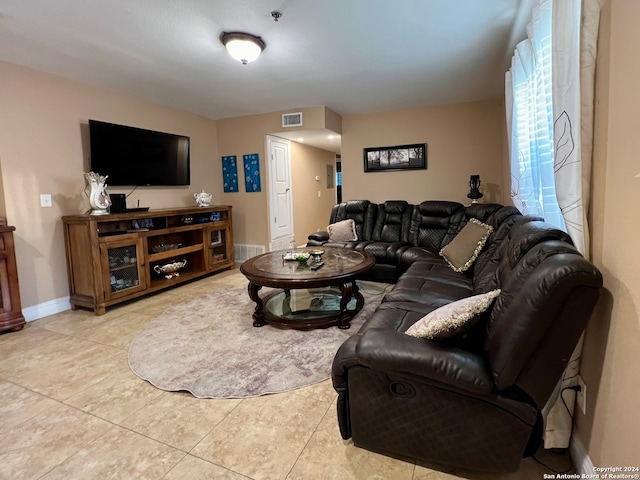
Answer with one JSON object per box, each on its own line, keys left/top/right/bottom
{"left": 0, "top": 0, "right": 532, "bottom": 153}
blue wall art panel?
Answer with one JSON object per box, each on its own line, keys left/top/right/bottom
{"left": 243, "top": 153, "right": 261, "bottom": 192}
{"left": 221, "top": 155, "right": 239, "bottom": 193}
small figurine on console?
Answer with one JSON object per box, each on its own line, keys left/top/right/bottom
{"left": 194, "top": 189, "right": 212, "bottom": 207}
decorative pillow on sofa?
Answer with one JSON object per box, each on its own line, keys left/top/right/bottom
{"left": 405, "top": 289, "right": 501, "bottom": 340}
{"left": 440, "top": 218, "right": 493, "bottom": 272}
{"left": 327, "top": 219, "right": 358, "bottom": 242}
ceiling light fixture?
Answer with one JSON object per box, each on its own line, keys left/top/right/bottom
{"left": 220, "top": 31, "right": 266, "bottom": 65}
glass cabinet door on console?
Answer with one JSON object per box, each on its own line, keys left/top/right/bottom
{"left": 206, "top": 227, "right": 230, "bottom": 269}
{"left": 99, "top": 237, "right": 146, "bottom": 300}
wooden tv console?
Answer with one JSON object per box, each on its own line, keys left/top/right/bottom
{"left": 62, "top": 206, "right": 234, "bottom": 315}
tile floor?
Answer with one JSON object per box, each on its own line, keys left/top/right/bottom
{"left": 0, "top": 269, "right": 569, "bottom": 479}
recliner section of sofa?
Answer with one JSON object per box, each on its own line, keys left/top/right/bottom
{"left": 313, "top": 199, "right": 603, "bottom": 472}
{"left": 309, "top": 200, "right": 481, "bottom": 282}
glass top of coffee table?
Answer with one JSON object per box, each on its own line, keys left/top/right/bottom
{"left": 249, "top": 247, "right": 368, "bottom": 278}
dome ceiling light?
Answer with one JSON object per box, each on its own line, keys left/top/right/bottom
{"left": 220, "top": 31, "right": 266, "bottom": 65}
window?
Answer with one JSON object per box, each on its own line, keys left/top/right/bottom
{"left": 508, "top": 0, "right": 565, "bottom": 230}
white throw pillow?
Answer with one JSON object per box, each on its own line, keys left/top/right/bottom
{"left": 405, "top": 289, "right": 501, "bottom": 340}
{"left": 327, "top": 219, "right": 358, "bottom": 242}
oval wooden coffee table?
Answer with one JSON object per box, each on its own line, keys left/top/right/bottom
{"left": 240, "top": 246, "right": 375, "bottom": 330}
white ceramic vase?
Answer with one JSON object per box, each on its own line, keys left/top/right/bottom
{"left": 194, "top": 189, "right": 212, "bottom": 207}
{"left": 84, "top": 171, "right": 111, "bottom": 215}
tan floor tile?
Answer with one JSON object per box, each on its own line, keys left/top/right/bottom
{"left": 208, "top": 272, "right": 249, "bottom": 288}
{"left": 1, "top": 332, "right": 112, "bottom": 379}
{"left": 413, "top": 467, "right": 469, "bottom": 479}
{"left": 79, "top": 311, "right": 156, "bottom": 348}
{"left": 117, "top": 291, "right": 185, "bottom": 316}
{"left": 291, "top": 379, "right": 337, "bottom": 404}
{"left": 0, "top": 402, "right": 112, "bottom": 480}
{"left": 5, "top": 340, "right": 127, "bottom": 401}
{"left": 164, "top": 454, "right": 250, "bottom": 479}
{"left": 32, "top": 308, "right": 115, "bottom": 336}
{"left": 286, "top": 409, "right": 414, "bottom": 480}
{"left": 0, "top": 380, "right": 60, "bottom": 434}
{"left": 64, "top": 366, "right": 164, "bottom": 423}
{"left": 121, "top": 391, "right": 241, "bottom": 451}
{"left": 171, "top": 280, "right": 241, "bottom": 302}
{"left": 41, "top": 425, "right": 185, "bottom": 479}
{"left": 0, "top": 325, "right": 69, "bottom": 373}
{"left": 192, "top": 391, "right": 331, "bottom": 480}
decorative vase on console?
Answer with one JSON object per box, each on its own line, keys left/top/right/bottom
{"left": 194, "top": 189, "right": 212, "bottom": 207}
{"left": 84, "top": 171, "right": 111, "bottom": 215}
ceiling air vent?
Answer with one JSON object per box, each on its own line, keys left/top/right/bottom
{"left": 282, "top": 112, "right": 303, "bottom": 128}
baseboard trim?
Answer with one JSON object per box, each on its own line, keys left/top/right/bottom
{"left": 570, "top": 434, "right": 594, "bottom": 475}
{"left": 23, "top": 296, "right": 71, "bottom": 322}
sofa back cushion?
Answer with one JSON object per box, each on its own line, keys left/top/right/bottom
{"left": 371, "top": 201, "right": 413, "bottom": 243}
{"left": 473, "top": 213, "right": 537, "bottom": 294}
{"left": 481, "top": 224, "right": 602, "bottom": 404}
{"left": 479, "top": 221, "right": 573, "bottom": 296}
{"left": 409, "top": 201, "right": 465, "bottom": 252}
{"left": 464, "top": 203, "right": 505, "bottom": 223}
{"left": 329, "top": 200, "right": 378, "bottom": 241}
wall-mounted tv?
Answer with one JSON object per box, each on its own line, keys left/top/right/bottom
{"left": 88, "top": 120, "right": 190, "bottom": 186}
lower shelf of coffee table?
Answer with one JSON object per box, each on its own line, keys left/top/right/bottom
{"left": 261, "top": 287, "right": 360, "bottom": 330}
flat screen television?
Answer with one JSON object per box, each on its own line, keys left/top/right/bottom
{"left": 88, "top": 120, "right": 190, "bottom": 186}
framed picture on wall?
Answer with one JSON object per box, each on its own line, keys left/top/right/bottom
{"left": 363, "top": 143, "right": 427, "bottom": 172}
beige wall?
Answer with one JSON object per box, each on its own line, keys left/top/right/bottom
{"left": 290, "top": 142, "right": 337, "bottom": 246}
{"left": 574, "top": 0, "right": 640, "bottom": 465}
{"left": 341, "top": 100, "right": 505, "bottom": 205}
{"left": 0, "top": 62, "right": 219, "bottom": 308}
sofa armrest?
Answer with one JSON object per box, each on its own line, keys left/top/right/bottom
{"left": 354, "top": 328, "right": 494, "bottom": 395}
{"left": 307, "top": 231, "right": 329, "bottom": 245}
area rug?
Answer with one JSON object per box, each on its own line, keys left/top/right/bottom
{"left": 128, "top": 281, "right": 390, "bottom": 398}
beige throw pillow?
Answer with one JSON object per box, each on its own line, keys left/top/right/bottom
{"left": 440, "top": 218, "right": 493, "bottom": 272}
{"left": 327, "top": 219, "right": 358, "bottom": 242}
{"left": 405, "top": 289, "right": 501, "bottom": 340}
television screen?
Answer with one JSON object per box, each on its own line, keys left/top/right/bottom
{"left": 88, "top": 120, "right": 190, "bottom": 186}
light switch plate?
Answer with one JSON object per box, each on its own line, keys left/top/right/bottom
{"left": 40, "top": 194, "right": 52, "bottom": 207}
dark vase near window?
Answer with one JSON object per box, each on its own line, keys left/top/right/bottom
{"left": 467, "top": 175, "right": 484, "bottom": 203}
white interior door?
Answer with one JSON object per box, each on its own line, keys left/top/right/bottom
{"left": 268, "top": 136, "right": 293, "bottom": 243}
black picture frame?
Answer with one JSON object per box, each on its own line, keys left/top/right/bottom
{"left": 363, "top": 143, "right": 427, "bottom": 172}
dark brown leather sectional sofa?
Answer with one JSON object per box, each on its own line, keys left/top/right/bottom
{"left": 307, "top": 200, "right": 603, "bottom": 472}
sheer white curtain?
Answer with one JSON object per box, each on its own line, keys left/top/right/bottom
{"left": 505, "top": 0, "right": 601, "bottom": 449}
{"left": 506, "top": 0, "right": 565, "bottom": 230}
{"left": 552, "top": 0, "right": 601, "bottom": 257}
